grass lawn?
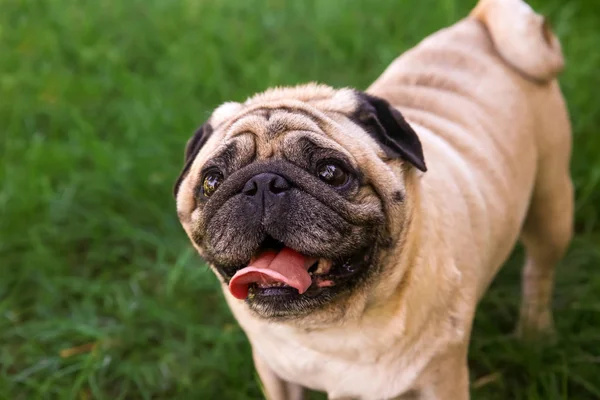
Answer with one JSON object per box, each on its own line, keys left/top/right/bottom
{"left": 1, "top": 0, "right": 599, "bottom": 398}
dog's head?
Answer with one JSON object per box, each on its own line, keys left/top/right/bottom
{"left": 174, "top": 84, "right": 426, "bottom": 322}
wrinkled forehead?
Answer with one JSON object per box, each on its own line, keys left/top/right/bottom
{"left": 211, "top": 86, "right": 359, "bottom": 128}
{"left": 205, "top": 90, "right": 367, "bottom": 162}
{"left": 225, "top": 103, "right": 329, "bottom": 141}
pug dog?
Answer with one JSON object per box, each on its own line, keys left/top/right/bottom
{"left": 174, "top": 0, "right": 573, "bottom": 398}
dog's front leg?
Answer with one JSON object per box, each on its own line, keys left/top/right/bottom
{"left": 253, "top": 350, "right": 305, "bottom": 400}
{"left": 412, "top": 343, "right": 470, "bottom": 400}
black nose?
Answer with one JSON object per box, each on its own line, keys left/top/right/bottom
{"left": 242, "top": 173, "right": 291, "bottom": 197}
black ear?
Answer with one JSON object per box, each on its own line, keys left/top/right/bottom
{"left": 353, "top": 92, "right": 427, "bottom": 172}
{"left": 173, "top": 122, "right": 214, "bottom": 197}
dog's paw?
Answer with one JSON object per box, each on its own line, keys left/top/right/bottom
{"left": 515, "top": 308, "right": 556, "bottom": 343}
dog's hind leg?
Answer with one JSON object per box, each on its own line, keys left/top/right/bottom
{"left": 517, "top": 85, "right": 574, "bottom": 340}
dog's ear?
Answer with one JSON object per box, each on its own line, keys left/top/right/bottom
{"left": 353, "top": 92, "right": 427, "bottom": 172}
{"left": 173, "top": 122, "right": 214, "bottom": 197}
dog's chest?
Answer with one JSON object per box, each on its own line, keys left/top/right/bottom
{"left": 250, "top": 325, "right": 430, "bottom": 400}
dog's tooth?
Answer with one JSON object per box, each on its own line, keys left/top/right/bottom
{"left": 316, "top": 259, "right": 333, "bottom": 275}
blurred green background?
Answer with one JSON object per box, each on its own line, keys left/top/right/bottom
{"left": 1, "top": 0, "right": 599, "bottom": 398}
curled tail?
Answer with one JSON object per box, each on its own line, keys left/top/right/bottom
{"left": 471, "top": 0, "right": 564, "bottom": 82}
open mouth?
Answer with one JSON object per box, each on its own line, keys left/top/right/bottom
{"left": 228, "top": 236, "right": 370, "bottom": 301}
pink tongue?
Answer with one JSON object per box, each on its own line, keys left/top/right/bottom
{"left": 229, "top": 248, "right": 314, "bottom": 300}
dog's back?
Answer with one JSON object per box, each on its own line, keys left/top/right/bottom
{"left": 368, "top": 0, "right": 572, "bottom": 298}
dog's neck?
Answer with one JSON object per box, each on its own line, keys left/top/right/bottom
{"left": 360, "top": 168, "right": 468, "bottom": 344}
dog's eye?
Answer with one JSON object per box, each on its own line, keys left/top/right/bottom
{"left": 317, "top": 162, "right": 348, "bottom": 187}
{"left": 202, "top": 170, "right": 224, "bottom": 197}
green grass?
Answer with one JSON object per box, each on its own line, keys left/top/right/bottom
{"left": 1, "top": 0, "right": 599, "bottom": 398}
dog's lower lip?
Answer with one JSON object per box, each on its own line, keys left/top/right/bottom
{"left": 249, "top": 283, "right": 298, "bottom": 297}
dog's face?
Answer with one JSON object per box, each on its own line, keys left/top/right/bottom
{"left": 174, "top": 84, "right": 426, "bottom": 321}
